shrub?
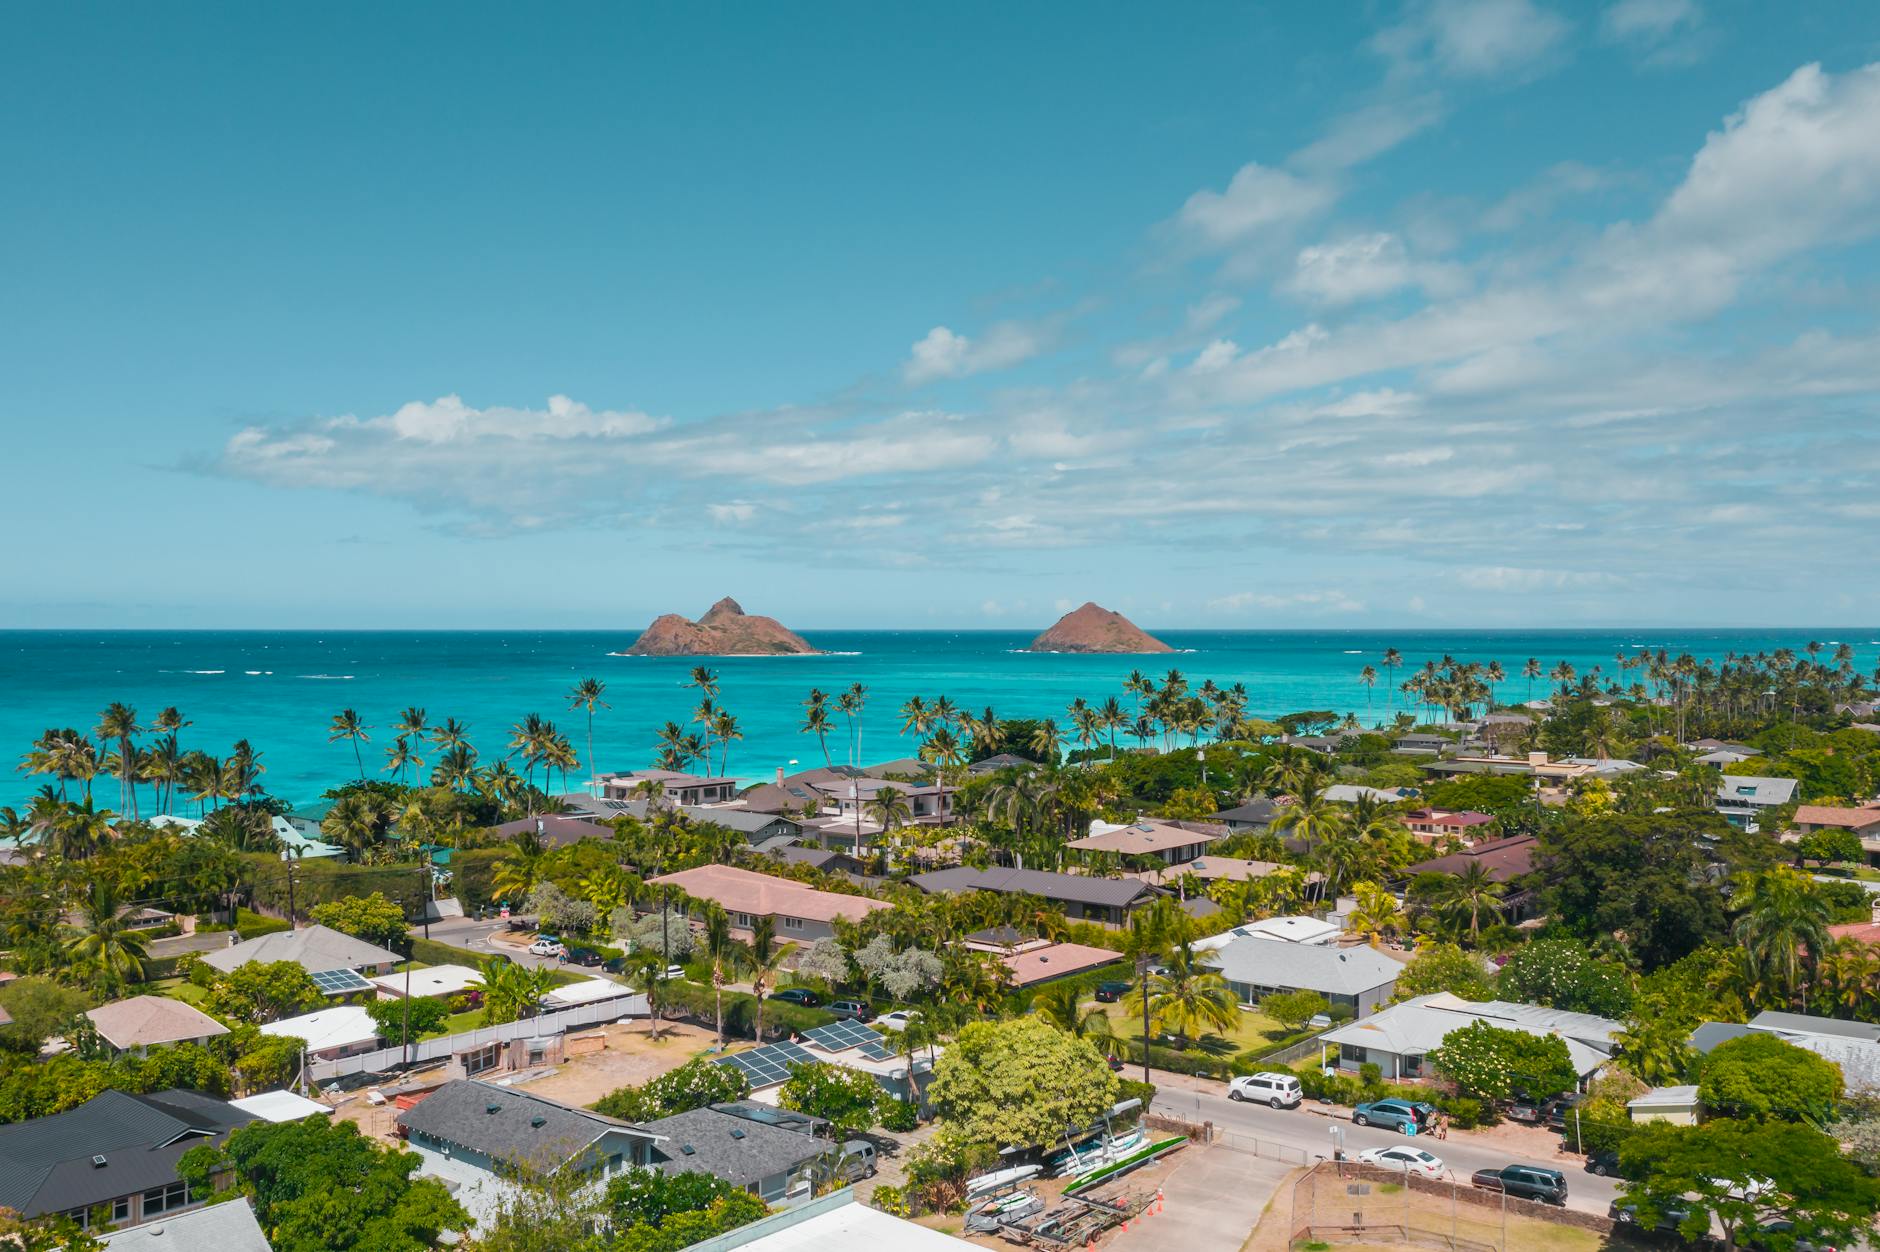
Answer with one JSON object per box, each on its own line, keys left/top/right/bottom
{"left": 234, "top": 908, "right": 291, "bottom": 940}
{"left": 593, "top": 1057, "right": 750, "bottom": 1121}
{"left": 880, "top": 1099, "right": 920, "bottom": 1132}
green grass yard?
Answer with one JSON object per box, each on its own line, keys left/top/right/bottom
{"left": 1095, "top": 999, "right": 1293, "bottom": 1055}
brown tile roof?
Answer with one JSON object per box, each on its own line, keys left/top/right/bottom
{"left": 1795, "top": 804, "right": 1880, "bottom": 832}
{"left": 1406, "top": 834, "right": 1537, "bottom": 883}
{"left": 1067, "top": 820, "right": 1218, "bottom": 856}
{"left": 85, "top": 995, "right": 229, "bottom": 1050}
{"left": 999, "top": 942, "right": 1125, "bottom": 986}
{"left": 647, "top": 864, "right": 889, "bottom": 925}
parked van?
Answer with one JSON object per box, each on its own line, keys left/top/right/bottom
{"left": 833, "top": 1140, "right": 878, "bottom": 1182}
{"left": 1228, "top": 1072, "right": 1304, "bottom": 1108}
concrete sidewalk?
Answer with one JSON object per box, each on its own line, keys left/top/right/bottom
{"left": 1107, "top": 1143, "right": 1293, "bottom": 1251}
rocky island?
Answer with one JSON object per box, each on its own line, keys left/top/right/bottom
{"left": 623, "top": 598, "right": 819, "bottom": 656}
{"left": 1024, "top": 602, "right": 1174, "bottom": 653}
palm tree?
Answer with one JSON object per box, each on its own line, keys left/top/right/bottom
{"left": 395, "top": 707, "right": 430, "bottom": 752}
{"left": 1029, "top": 719, "right": 1062, "bottom": 764}
{"left": 491, "top": 829, "right": 548, "bottom": 906}
{"left": 745, "top": 917, "right": 791, "bottom": 1043}
{"left": 45, "top": 797, "right": 116, "bottom": 860}
{"left": 1129, "top": 945, "right": 1237, "bottom": 1050}
{"left": 66, "top": 880, "right": 149, "bottom": 994}
{"left": 702, "top": 904, "right": 742, "bottom": 1046}
{"left": 142, "top": 733, "right": 183, "bottom": 816}
{"left": 920, "top": 725, "right": 964, "bottom": 825}
{"left": 1097, "top": 697, "right": 1127, "bottom": 759}
{"left": 1522, "top": 658, "right": 1543, "bottom": 701}
{"left": 328, "top": 709, "right": 371, "bottom": 778}
{"left": 432, "top": 717, "right": 471, "bottom": 752}
{"left": 1485, "top": 661, "right": 1506, "bottom": 710}
{"left": 801, "top": 689, "right": 833, "bottom": 767}
{"left": 1033, "top": 982, "right": 1117, "bottom": 1056}
{"left": 899, "top": 695, "right": 933, "bottom": 742}
{"left": 566, "top": 678, "right": 609, "bottom": 791}
{"left": 1734, "top": 868, "right": 1831, "bottom": 1009}
{"left": 384, "top": 735, "right": 419, "bottom": 783}
{"left": 1381, "top": 649, "right": 1403, "bottom": 710}
{"left": 432, "top": 743, "right": 478, "bottom": 791}
{"left": 96, "top": 703, "right": 143, "bottom": 819}
{"left": 836, "top": 684, "right": 868, "bottom": 767}
{"left": 1358, "top": 665, "right": 1378, "bottom": 718}
{"left": 865, "top": 786, "right": 913, "bottom": 842}
{"left": 709, "top": 710, "right": 742, "bottom": 777}
{"left": 1430, "top": 861, "right": 1507, "bottom": 942}
{"left": 322, "top": 791, "right": 390, "bottom": 859}
{"left": 626, "top": 949, "right": 668, "bottom": 1040}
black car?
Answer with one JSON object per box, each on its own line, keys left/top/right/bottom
{"left": 602, "top": 955, "right": 628, "bottom": 974}
{"left": 565, "top": 947, "right": 605, "bottom": 967}
{"left": 1094, "top": 980, "right": 1133, "bottom": 1003}
{"left": 769, "top": 988, "right": 821, "bottom": 1007}
{"left": 1584, "top": 1150, "right": 1621, "bottom": 1177}
{"left": 1609, "top": 1201, "right": 1698, "bottom": 1241}
{"left": 1471, "top": 1166, "right": 1567, "bottom": 1205}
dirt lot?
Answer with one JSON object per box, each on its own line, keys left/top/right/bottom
{"left": 520, "top": 1019, "right": 718, "bottom": 1107}
{"left": 330, "top": 1017, "right": 718, "bottom": 1141}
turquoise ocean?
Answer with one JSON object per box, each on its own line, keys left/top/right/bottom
{"left": 3, "top": 628, "right": 1877, "bottom": 810}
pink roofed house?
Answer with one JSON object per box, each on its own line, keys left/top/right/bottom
{"left": 647, "top": 864, "right": 889, "bottom": 940}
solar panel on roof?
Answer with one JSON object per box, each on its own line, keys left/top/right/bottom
{"left": 804, "top": 1019, "right": 891, "bottom": 1054}
{"left": 308, "top": 968, "right": 374, "bottom": 994}
{"left": 712, "top": 1040, "right": 816, "bottom": 1086}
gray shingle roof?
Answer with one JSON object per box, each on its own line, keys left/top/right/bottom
{"left": 1204, "top": 936, "right": 1404, "bottom": 996}
{"left": 908, "top": 866, "right": 1156, "bottom": 909}
{"left": 198, "top": 923, "right": 401, "bottom": 975}
{"left": 0, "top": 1089, "right": 252, "bottom": 1218}
{"left": 396, "top": 1079, "right": 654, "bottom": 1176}
{"left": 642, "top": 1106, "right": 830, "bottom": 1188}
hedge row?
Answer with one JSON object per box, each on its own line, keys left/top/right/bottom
{"left": 656, "top": 979, "right": 837, "bottom": 1040}
{"left": 410, "top": 937, "right": 493, "bottom": 969}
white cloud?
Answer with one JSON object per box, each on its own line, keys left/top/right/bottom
{"left": 1209, "top": 589, "right": 1366, "bottom": 614}
{"left": 1285, "top": 233, "right": 1464, "bottom": 305}
{"left": 1374, "top": 0, "right": 1570, "bottom": 78}
{"left": 1456, "top": 566, "right": 1623, "bottom": 591}
{"left": 1291, "top": 95, "right": 1449, "bottom": 172}
{"left": 1175, "top": 162, "right": 1336, "bottom": 248}
{"left": 1600, "top": 0, "right": 1699, "bottom": 46}
{"left": 1190, "top": 339, "right": 1241, "bottom": 373}
{"left": 904, "top": 321, "right": 1046, "bottom": 383}
{"left": 707, "top": 502, "right": 756, "bottom": 524}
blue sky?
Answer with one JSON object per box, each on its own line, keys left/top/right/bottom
{"left": 4, "top": 1, "right": 1880, "bottom": 630}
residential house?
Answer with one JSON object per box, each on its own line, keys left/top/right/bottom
{"left": 1561, "top": 757, "right": 1648, "bottom": 777}
{"left": 198, "top": 923, "right": 401, "bottom": 985}
{"left": 647, "top": 864, "right": 890, "bottom": 940}
{"left": 714, "top": 1020, "right": 944, "bottom": 1108}
{"left": 1133, "top": 855, "right": 1309, "bottom": 891}
{"left": 0, "top": 1089, "right": 254, "bottom": 1231}
{"left": 1690, "top": 1010, "right": 1880, "bottom": 1093}
{"left": 968, "top": 752, "right": 1038, "bottom": 775}
{"left": 960, "top": 930, "right": 1123, "bottom": 987}
{"left": 810, "top": 775, "right": 955, "bottom": 825}
{"left": 1210, "top": 796, "right": 1282, "bottom": 832}
{"left": 716, "top": 1189, "right": 976, "bottom": 1251}
{"left": 1067, "top": 818, "right": 1216, "bottom": 866}
{"left": 1404, "top": 834, "right": 1538, "bottom": 884}
{"left": 1318, "top": 993, "right": 1620, "bottom": 1083}
{"left": 1392, "top": 734, "right": 1452, "bottom": 756}
{"left": 563, "top": 794, "right": 804, "bottom": 844}
{"left": 397, "top": 1079, "right": 659, "bottom": 1227}
{"left": 907, "top": 866, "right": 1161, "bottom": 926}
{"left": 1421, "top": 752, "right": 1594, "bottom": 783}
{"left": 1195, "top": 915, "right": 1342, "bottom": 949}
{"left": 370, "top": 963, "right": 484, "bottom": 1001}
{"left": 1792, "top": 802, "right": 1880, "bottom": 841}
{"left": 642, "top": 1105, "right": 831, "bottom": 1206}
{"left": 98, "top": 1198, "right": 273, "bottom": 1252}
{"left": 1694, "top": 746, "right": 1762, "bottom": 767}
{"left": 1202, "top": 934, "right": 1401, "bottom": 1018}
{"left": 261, "top": 1004, "right": 380, "bottom": 1061}
{"left": 1401, "top": 809, "right": 1496, "bottom": 845}
{"left": 1628, "top": 1086, "right": 1701, "bottom": 1126}
{"left": 1323, "top": 784, "right": 1412, "bottom": 804}
{"left": 226, "top": 1089, "right": 333, "bottom": 1123}
{"left": 750, "top": 841, "right": 868, "bottom": 877}
{"left": 1714, "top": 775, "right": 1799, "bottom": 828}
{"left": 493, "top": 813, "right": 616, "bottom": 848}
{"left": 283, "top": 799, "right": 334, "bottom": 839}
{"left": 597, "top": 769, "right": 739, "bottom": 806}
{"left": 85, "top": 996, "right": 230, "bottom": 1057}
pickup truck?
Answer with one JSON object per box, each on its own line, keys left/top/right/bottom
{"left": 1470, "top": 1165, "right": 1568, "bottom": 1206}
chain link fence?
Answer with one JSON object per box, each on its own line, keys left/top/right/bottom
{"left": 1288, "top": 1161, "right": 1511, "bottom": 1251}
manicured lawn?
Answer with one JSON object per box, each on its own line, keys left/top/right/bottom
{"left": 420, "top": 1006, "right": 488, "bottom": 1040}
{"left": 147, "top": 976, "right": 210, "bottom": 1006}
{"left": 1095, "top": 999, "right": 1293, "bottom": 1055}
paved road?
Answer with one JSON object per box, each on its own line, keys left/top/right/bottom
{"left": 1150, "top": 1083, "right": 1622, "bottom": 1218}
{"left": 418, "top": 917, "right": 622, "bottom": 977}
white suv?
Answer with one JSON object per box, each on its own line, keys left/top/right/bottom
{"left": 1228, "top": 1072, "right": 1304, "bottom": 1108}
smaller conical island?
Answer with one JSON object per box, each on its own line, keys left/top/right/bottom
{"left": 1024, "top": 602, "right": 1174, "bottom": 653}
{"left": 624, "top": 598, "right": 820, "bottom": 656}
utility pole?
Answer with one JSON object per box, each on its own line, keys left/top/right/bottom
{"left": 399, "top": 894, "right": 413, "bottom": 1067}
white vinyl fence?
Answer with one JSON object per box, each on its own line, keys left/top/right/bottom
{"left": 309, "top": 992, "right": 648, "bottom": 1083}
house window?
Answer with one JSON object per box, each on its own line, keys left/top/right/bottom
{"left": 112, "top": 1197, "right": 132, "bottom": 1223}
{"left": 461, "top": 1041, "right": 503, "bottom": 1076}
{"left": 733, "top": 912, "right": 754, "bottom": 928}
{"left": 141, "top": 1182, "right": 191, "bottom": 1215}
{"left": 782, "top": 916, "right": 804, "bottom": 931}
{"left": 1340, "top": 1044, "right": 1366, "bottom": 1066}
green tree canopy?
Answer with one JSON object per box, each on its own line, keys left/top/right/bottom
{"left": 591, "top": 1056, "right": 750, "bottom": 1122}
{"left": 1496, "top": 937, "right": 1635, "bottom": 1018}
{"left": 180, "top": 1116, "right": 465, "bottom": 1252}
{"left": 309, "top": 891, "right": 412, "bottom": 954}
{"left": 1260, "top": 990, "right": 1331, "bottom": 1033}
{"left": 778, "top": 1061, "right": 887, "bottom": 1136}
{"left": 0, "top": 977, "right": 92, "bottom": 1053}
{"left": 1620, "top": 1119, "right": 1880, "bottom": 1252}
{"left": 204, "top": 959, "right": 323, "bottom": 1025}
{"left": 1699, "top": 1033, "right": 1843, "bottom": 1122}
{"left": 1391, "top": 943, "right": 1497, "bottom": 1002}
{"left": 366, "top": 995, "right": 450, "bottom": 1041}
{"left": 927, "top": 1015, "right": 1121, "bottom": 1150}
{"left": 1535, "top": 810, "right": 1734, "bottom": 969}
{"left": 1429, "top": 1020, "right": 1578, "bottom": 1103}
